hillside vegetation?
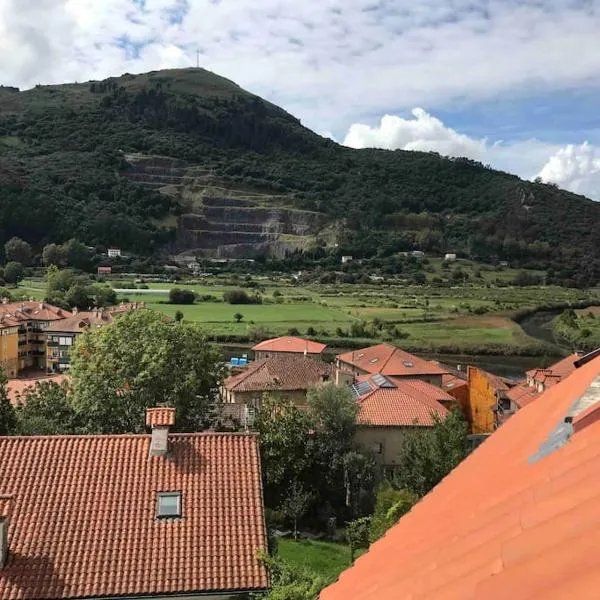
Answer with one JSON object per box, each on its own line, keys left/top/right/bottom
{"left": 1, "top": 69, "right": 599, "bottom": 284}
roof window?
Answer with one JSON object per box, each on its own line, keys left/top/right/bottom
{"left": 157, "top": 492, "right": 182, "bottom": 518}
{"left": 403, "top": 361, "right": 414, "bottom": 368}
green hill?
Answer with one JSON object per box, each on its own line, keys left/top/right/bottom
{"left": 0, "top": 68, "right": 599, "bottom": 285}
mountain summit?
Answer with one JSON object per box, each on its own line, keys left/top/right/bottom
{"left": 0, "top": 68, "right": 599, "bottom": 283}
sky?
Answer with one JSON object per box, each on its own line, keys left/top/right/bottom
{"left": 1, "top": 0, "right": 600, "bottom": 198}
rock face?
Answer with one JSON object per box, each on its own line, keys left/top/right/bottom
{"left": 122, "top": 154, "right": 326, "bottom": 258}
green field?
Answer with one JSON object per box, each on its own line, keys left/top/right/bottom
{"left": 16, "top": 276, "right": 600, "bottom": 355}
{"left": 278, "top": 539, "right": 356, "bottom": 583}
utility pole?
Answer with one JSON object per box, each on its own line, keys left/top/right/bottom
{"left": 196, "top": 49, "right": 200, "bottom": 69}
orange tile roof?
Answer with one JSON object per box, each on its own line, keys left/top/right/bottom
{"left": 0, "top": 496, "right": 12, "bottom": 520}
{"left": 0, "top": 301, "right": 70, "bottom": 323}
{"left": 321, "top": 355, "right": 600, "bottom": 600}
{"left": 441, "top": 372, "right": 468, "bottom": 392}
{"left": 7, "top": 375, "right": 70, "bottom": 406}
{"left": 225, "top": 355, "right": 332, "bottom": 392}
{"left": 355, "top": 375, "right": 449, "bottom": 427}
{"left": 0, "top": 432, "right": 268, "bottom": 599}
{"left": 526, "top": 353, "right": 580, "bottom": 384}
{"left": 252, "top": 336, "right": 327, "bottom": 354}
{"left": 45, "top": 304, "right": 141, "bottom": 333}
{"left": 505, "top": 383, "right": 541, "bottom": 408}
{"left": 145, "top": 406, "right": 176, "bottom": 427}
{"left": 337, "top": 343, "right": 449, "bottom": 377}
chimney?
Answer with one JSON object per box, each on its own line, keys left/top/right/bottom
{"left": 0, "top": 496, "right": 12, "bottom": 568}
{"left": 146, "top": 407, "right": 176, "bottom": 458}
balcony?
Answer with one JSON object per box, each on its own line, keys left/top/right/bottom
{"left": 47, "top": 341, "right": 59, "bottom": 347}
{"left": 31, "top": 350, "right": 45, "bottom": 357}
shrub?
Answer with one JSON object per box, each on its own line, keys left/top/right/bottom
{"left": 223, "top": 289, "right": 261, "bottom": 304}
{"left": 169, "top": 288, "right": 196, "bottom": 304}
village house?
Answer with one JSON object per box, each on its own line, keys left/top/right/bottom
{"left": 0, "top": 408, "right": 268, "bottom": 600}
{"left": 222, "top": 354, "right": 333, "bottom": 408}
{"left": 320, "top": 353, "right": 600, "bottom": 600}
{"left": 336, "top": 343, "right": 449, "bottom": 386}
{"left": 351, "top": 373, "right": 454, "bottom": 469}
{"left": 45, "top": 303, "right": 141, "bottom": 373}
{"left": 252, "top": 336, "right": 327, "bottom": 360}
{"left": 0, "top": 301, "right": 71, "bottom": 375}
{"left": 444, "top": 252, "right": 457, "bottom": 262}
{"left": 525, "top": 352, "right": 582, "bottom": 393}
{"left": 107, "top": 247, "right": 121, "bottom": 257}
{"left": 341, "top": 255, "right": 353, "bottom": 264}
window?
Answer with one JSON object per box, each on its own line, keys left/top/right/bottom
{"left": 157, "top": 492, "right": 182, "bottom": 518}
{"left": 372, "top": 442, "right": 383, "bottom": 454}
{"left": 58, "top": 336, "right": 73, "bottom": 346}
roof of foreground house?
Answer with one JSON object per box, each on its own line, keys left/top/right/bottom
{"left": 0, "top": 429, "right": 268, "bottom": 599}
{"left": 321, "top": 355, "right": 600, "bottom": 600}
{"left": 337, "top": 343, "right": 449, "bottom": 377}
{"left": 225, "top": 355, "right": 333, "bottom": 393}
{"left": 252, "top": 336, "right": 327, "bottom": 354}
{"left": 353, "top": 374, "right": 450, "bottom": 427}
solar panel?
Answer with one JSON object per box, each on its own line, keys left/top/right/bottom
{"left": 372, "top": 374, "right": 396, "bottom": 388}
{"left": 351, "top": 381, "right": 373, "bottom": 398}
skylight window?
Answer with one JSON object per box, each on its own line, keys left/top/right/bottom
{"left": 157, "top": 492, "right": 182, "bottom": 518}
{"left": 403, "top": 361, "right": 414, "bottom": 368}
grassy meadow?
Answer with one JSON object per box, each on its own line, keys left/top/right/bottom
{"left": 17, "top": 272, "right": 600, "bottom": 355}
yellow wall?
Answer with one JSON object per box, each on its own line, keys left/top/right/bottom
{"left": 467, "top": 367, "right": 498, "bottom": 434}
{"left": 0, "top": 327, "right": 19, "bottom": 378}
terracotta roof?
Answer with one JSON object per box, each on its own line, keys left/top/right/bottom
{"left": 7, "top": 375, "right": 70, "bottom": 406}
{"left": 321, "top": 356, "right": 600, "bottom": 600}
{"left": 145, "top": 407, "right": 176, "bottom": 427}
{"left": 224, "top": 355, "right": 333, "bottom": 393}
{"left": 506, "top": 383, "right": 541, "bottom": 408}
{"left": 252, "top": 336, "right": 327, "bottom": 354}
{"left": 0, "top": 301, "right": 70, "bottom": 324}
{"left": 526, "top": 353, "right": 580, "bottom": 384}
{"left": 45, "top": 304, "right": 140, "bottom": 333}
{"left": 355, "top": 375, "right": 449, "bottom": 427}
{"left": 0, "top": 496, "right": 12, "bottom": 520}
{"left": 337, "top": 343, "right": 449, "bottom": 377}
{"left": 0, "top": 432, "right": 268, "bottom": 599}
{"left": 441, "top": 373, "right": 469, "bottom": 392}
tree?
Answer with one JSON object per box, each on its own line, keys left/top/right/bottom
{"left": 91, "top": 284, "right": 117, "bottom": 307}
{"left": 3, "top": 261, "right": 24, "bottom": 285}
{"left": 63, "top": 238, "right": 92, "bottom": 271}
{"left": 169, "top": 288, "right": 196, "bottom": 304}
{"left": 234, "top": 312, "right": 244, "bottom": 323}
{"left": 279, "top": 481, "right": 312, "bottom": 540}
{"left": 393, "top": 408, "right": 470, "bottom": 497}
{"left": 174, "top": 310, "right": 184, "bottom": 322}
{"left": 0, "top": 369, "right": 16, "bottom": 435}
{"left": 5, "top": 237, "right": 32, "bottom": 266}
{"left": 368, "top": 481, "right": 417, "bottom": 542}
{"left": 14, "top": 381, "right": 78, "bottom": 435}
{"left": 346, "top": 516, "right": 371, "bottom": 563}
{"left": 70, "top": 310, "right": 225, "bottom": 433}
{"left": 66, "top": 284, "right": 92, "bottom": 310}
{"left": 42, "top": 243, "right": 67, "bottom": 267}
{"left": 256, "top": 396, "right": 316, "bottom": 509}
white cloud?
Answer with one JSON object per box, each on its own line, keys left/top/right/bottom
{"left": 342, "top": 109, "right": 600, "bottom": 200}
{"left": 1, "top": 0, "right": 600, "bottom": 134}
{"left": 343, "top": 108, "right": 485, "bottom": 159}
{"left": 538, "top": 142, "right": 600, "bottom": 199}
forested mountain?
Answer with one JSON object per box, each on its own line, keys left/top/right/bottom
{"left": 1, "top": 68, "right": 599, "bottom": 284}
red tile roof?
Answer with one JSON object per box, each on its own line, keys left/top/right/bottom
{"left": 0, "top": 496, "right": 11, "bottom": 520}
{"left": 441, "top": 373, "right": 468, "bottom": 392}
{"left": 7, "top": 375, "right": 70, "bottom": 406}
{"left": 355, "top": 375, "right": 449, "bottom": 427}
{"left": 225, "top": 355, "right": 332, "bottom": 393}
{"left": 337, "top": 343, "right": 449, "bottom": 377}
{"left": 526, "top": 353, "right": 580, "bottom": 385}
{"left": 321, "top": 356, "right": 600, "bottom": 600}
{"left": 506, "top": 383, "right": 541, "bottom": 408}
{"left": 45, "top": 304, "right": 141, "bottom": 333}
{"left": 0, "top": 301, "right": 70, "bottom": 324}
{"left": 145, "top": 407, "right": 176, "bottom": 427}
{"left": 252, "top": 336, "right": 327, "bottom": 354}
{"left": 0, "top": 432, "right": 268, "bottom": 599}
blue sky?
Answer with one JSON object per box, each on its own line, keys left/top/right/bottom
{"left": 1, "top": 0, "right": 600, "bottom": 197}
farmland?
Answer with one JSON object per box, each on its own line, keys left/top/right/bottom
{"left": 16, "top": 274, "right": 600, "bottom": 356}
